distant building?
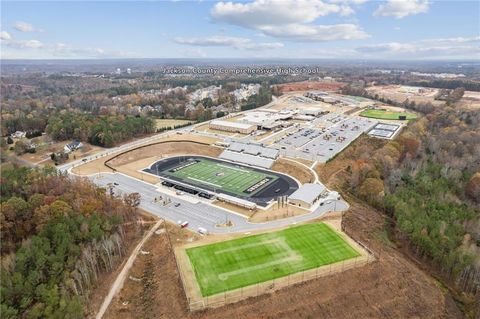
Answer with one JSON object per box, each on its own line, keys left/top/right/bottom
{"left": 115, "top": 68, "right": 121, "bottom": 75}
{"left": 209, "top": 120, "right": 256, "bottom": 134}
{"left": 126, "top": 68, "right": 131, "bottom": 74}
{"left": 305, "top": 91, "right": 328, "bottom": 100}
{"left": 64, "top": 140, "right": 83, "bottom": 153}
{"left": 11, "top": 131, "right": 26, "bottom": 139}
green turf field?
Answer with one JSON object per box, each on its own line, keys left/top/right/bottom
{"left": 360, "top": 109, "right": 417, "bottom": 120}
{"left": 186, "top": 223, "right": 360, "bottom": 296}
{"left": 162, "top": 158, "right": 277, "bottom": 196}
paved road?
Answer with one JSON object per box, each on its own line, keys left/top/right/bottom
{"left": 88, "top": 172, "right": 349, "bottom": 234}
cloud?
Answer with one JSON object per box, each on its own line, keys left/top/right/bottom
{"left": 1, "top": 30, "right": 44, "bottom": 49}
{"left": 356, "top": 37, "right": 480, "bottom": 59}
{"left": 0, "top": 31, "right": 11, "bottom": 40}
{"left": 2, "top": 38, "right": 44, "bottom": 49}
{"left": 174, "top": 35, "right": 284, "bottom": 50}
{"left": 374, "top": 0, "right": 429, "bottom": 19}
{"left": 421, "top": 36, "right": 480, "bottom": 44}
{"left": 51, "top": 43, "right": 132, "bottom": 58}
{"left": 212, "top": 0, "right": 340, "bottom": 27}
{"left": 328, "top": 0, "right": 367, "bottom": 4}
{"left": 13, "top": 21, "right": 44, "bottom": 32}
{"left": 211, "top": 0, "right": 369, "bottom": 42}
{"left": 1, "top": 34, "right": 131, "bottom": 58}
{"left": 259, "top": 23, "right": 368, "bottom": 41}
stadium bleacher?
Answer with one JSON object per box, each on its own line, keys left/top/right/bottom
{"left": 219, "top": 150, "right": 274, "bottom": 168}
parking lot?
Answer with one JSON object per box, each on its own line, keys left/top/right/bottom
{"left": 275, "top": 114, "right": 377, "bottom": 162}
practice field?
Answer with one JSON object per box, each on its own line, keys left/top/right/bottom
{"left": 187, "top": 223, "right": 360, "bottom": 296}
{"left": 360, "top": 109, "right": 417, "bottom": 120}
{"left": 161, "top": 158, "right": 278, "bottom": 197}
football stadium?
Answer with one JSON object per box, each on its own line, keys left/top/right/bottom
{"left": 144, "top": 156, "right": 299, "bottom": 206}
{"left": 185, "top": 223, "right": 361, "bottom": 297}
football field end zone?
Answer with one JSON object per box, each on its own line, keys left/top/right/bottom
{"left": 174, "top": 221, "right": 376, "bottom": 311}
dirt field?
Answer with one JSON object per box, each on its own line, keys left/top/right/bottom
{"left": 102, "top": 202, "right": 463, "bottom": 319}
{"left": 156, "top": 119, "right": 193, "bottom": 129}
{"left": 275, "top": 81, "right": 344, "bottom": 93}
{"left": 366, "top": 85, "right": 444, "bottom": 107}
{"left": 72, "top": 134, "right": 219, "bottom": 176}
{"left": 248, "top": 203, "right": 311, "bottom": 223}
{"left": 211, "top": 199, "right": 311, "bottom": 222}
{"left": 458, "top": 91, "right": 480, "bottom": 109}
{"left": 271, "top": 158, "right": 315, "bottom": 184}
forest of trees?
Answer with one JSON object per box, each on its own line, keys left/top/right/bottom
{"left": 46, "top": 113, "right": 155, "bottom": 147}
{"left": 340, "top": 106, "right": 480, "bottom": 295}
{"left": 240, "top": 84, "right": 273, "bottom": 111}
{"left": 0, "top": 166, "right": 140, "bottom": 318}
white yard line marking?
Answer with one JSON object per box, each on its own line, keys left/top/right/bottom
{"left": 214, "top": 238, "right": 281, "bottom": 255}
{"left": 187, "top": 177, "right": 223, "bottom": 188}
{"left": 218, "top": 255, "right": 301, "bottom": 281}
{"left": 216, "top": 163, "right": 250, "bottom": 173}
{"left": 215, "top": 237, "right": 303, "bottom": 281}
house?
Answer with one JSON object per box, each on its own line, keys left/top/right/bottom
{"left": 11, "top": 131, "right": 26, "bottom": 139}
{"left": 64, "top": 140, "right": 83, "bottom": 153}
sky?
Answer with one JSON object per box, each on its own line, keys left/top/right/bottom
{"left": 1, "top": 0, "right": 479, "bottom": 60}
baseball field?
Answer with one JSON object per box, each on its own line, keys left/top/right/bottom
{"left": 186, "top": 223, "right": 360, "bottom": 296}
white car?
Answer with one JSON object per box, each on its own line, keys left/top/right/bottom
{"left": 198, "top": 227, "right": 208, "bottom": 235}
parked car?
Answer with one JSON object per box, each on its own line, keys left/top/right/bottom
{"left": 180, "top": 221, "right": 189, "bottom": 228}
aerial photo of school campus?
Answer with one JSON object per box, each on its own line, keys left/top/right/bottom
{"left": 1, "top": 1, "right": 479, "bottom": 319}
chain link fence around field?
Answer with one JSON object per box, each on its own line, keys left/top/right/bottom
{"left": 175, "top": 235, "right": 378, "bottom": 312}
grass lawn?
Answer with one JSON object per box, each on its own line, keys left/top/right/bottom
{"left": 360, "top": 109, "right": 417, "bottom": 120}
{"left": 163, "top": 158, "right": 277, "bottom": 196}
{"left": 186, "top": 223, "right": 360, "bottom": 296}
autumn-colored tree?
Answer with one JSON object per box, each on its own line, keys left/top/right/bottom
{"left": 466, "top": 172, "right": 480, "bottom": 203}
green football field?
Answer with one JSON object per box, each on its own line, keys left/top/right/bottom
{"left": 360, "top": 109, "right": 417, "bottom": 120}
{"left": 162, "top": 158, "right": 277, "bottom": 196}
{"left": 186, "top": 223, "right": 360, "bottom": 296}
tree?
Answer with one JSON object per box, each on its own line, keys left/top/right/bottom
{"left": 13, "top": 139, "right": 29, "bottom": 155}
{"left": 123, "top": 192, "right": 141, "bottom": 211}
{"left": 465, "top": 172, "right": 480, "bottom": 202}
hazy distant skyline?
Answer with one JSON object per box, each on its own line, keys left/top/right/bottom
{"left": 1, "top": 0, "right": 479, "bottom": 60}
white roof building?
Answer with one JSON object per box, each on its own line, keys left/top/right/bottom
{"left": 288, "top": 183, "right": 327, "bottom": 208}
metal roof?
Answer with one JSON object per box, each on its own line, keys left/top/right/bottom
{"left": 288, "top": 183, "right": 326, "bottom": 204}
{"left": 229, "top": 142, "right": 245, "bottom": 152}
{"left": 226, "top": 142, "right": 279, "bottom": 160}
{"left": 219, "top": 150, "right": 274, "bottom": 168}
{"left": 210, "top": 120, "right": 255, "bottom": 130}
